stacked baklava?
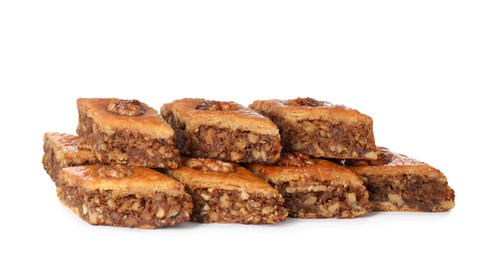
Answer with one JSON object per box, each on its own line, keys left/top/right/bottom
{"left": 42, "top": 97, "right": 454, "bottom": 229}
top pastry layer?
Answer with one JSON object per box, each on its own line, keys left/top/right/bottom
{"left": 161, "top": 98, "right": 280, "bottom": 135}
{"left": 249, "top": 153, "right": 365, "bottom": 187}
{"left": 345, "top": 147, "right": 446, "bottom": 179}
{"left": 167, "top": 158, "right": 279, "bottom": 195}
{"left": 60, "top": 165, "right": 185, "bottom": 196}
{"left": 77, "top": 98, "right": 175, "bottom": 138}
{"left": 43, "top": 132, "right": 97, "bottom": 163}
{"left": 249, "top": 97, "right": 372, "bottom": 125}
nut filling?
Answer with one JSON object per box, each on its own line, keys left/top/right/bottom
{"left": 286, "top": 97, "right": 325, "bottom": 107}
{"left": 196, "top": 100, "right": 240, "bottom": 111}
{"left": 269, "top": 115, "right": 376, "bottom": 159}
{"left": 185, "top": 158, "right": 236, "bottom": 173}
{"left": 77, "top": 114, "right": 180, "bottom": 168}
{"left": 57, "top": 184, "right": 193, "bottom": 228}
{"left": 108, "top": 99, "right": 145, "bottom": 116}
{"left": 165, "top": 112, "right": 281, "bottom": 163}
{"left": 277, "top": 153, "right": 316, "bottom": 167}
{"left": 363, "top": 174, "right": 455, "bottom": 212}
{"left": 187, "top": 187, "right": 288, "bottom": 224}
{"left": 273, "top": 181, "right": 370, "bottom": 218}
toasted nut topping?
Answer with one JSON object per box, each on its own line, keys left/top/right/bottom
{"left": 277, "top": 153, "right": 315, "bottom": 167}
{"left": 185, "top": 158, "right": 236, "bottom": 173}
{"left": 196, "top": 100, "right": 240, "bottom": 111}
{"left": 287, "top": 97, "right": 324, "bottom": 107}
{"left": 108, "top": 99, "right": 145, "bottom": 116}
{"left": 96, "top": 165, "right": 133, "bottom": 178}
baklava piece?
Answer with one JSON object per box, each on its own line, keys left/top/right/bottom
{"left": 345, "top": 147, "right": 455, "bottom": 212}
{"left": 76, "top": 98, "right": 180, "bottom": 168}
{"left": 249, "top": 153, "right": 370, "bottom": 218}
{"left": 167, "top": 158, "right": 288, "bottom": 224}
{"left": 42, "top": 132, "right": 98, "bottom": 183}
{"left": 57, "top": 165, "right": 193, "bottom": 228}
{"left": 161, "top": 98, "right": 282, "bottom": 164}
{"left": 249, "top": 97, "right": 377, "bottom": 159}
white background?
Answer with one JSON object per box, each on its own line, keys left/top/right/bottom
{"left": 1, "top": 1, "right": 496, "bottom": 259}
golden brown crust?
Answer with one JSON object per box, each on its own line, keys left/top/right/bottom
{"left": 250, "top": 158, "right": 365, "bottom": 188}
{"left": 347, "top": 147, "right": 446, "bottom": 179}
{"left": 161, "top": 98, "right": 279, "bottom": 135}
{"left": 168, "top": 158, "right": 278, "bottom": 195}
{"left": 249, "top": 98, "right": 373, "bottom": 125}
{"left": 43, "top": 132, "right": 97, "bottom": 166}
{"left": 77, "top": 98, "right": 174, "bottom": 138}
{"left": 60, "top": 166, "right": 185, "bottom": 196}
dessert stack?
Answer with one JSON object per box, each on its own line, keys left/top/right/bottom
{"left": 42, "top": 97, "right": 455, "bottom": 228}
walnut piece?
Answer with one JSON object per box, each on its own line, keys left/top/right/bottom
{"left": 345, "top": 151, "right": 388, "bottom": 166}
{"left": 196, "top": 100, "right": 240, "bottom": 111}
{"left": 96, "top": 165, "right": 134, "bottom": 178}
{"left": 277, "top": 153, "right": 316, "bottom": 167}
{"left": 108, "top": 99, "right": 145, "bottom": 116}
{"left": 286, "top": 97, "right": 324, "bottom": 107}
{"left": 185, "top": 158, "right": 236, "bottom": 173}
{"left": 70, "top": 138, "right": 92, "bottom": 150}
{"left": 388, "top": 193, "right": 404, "bottom": 207}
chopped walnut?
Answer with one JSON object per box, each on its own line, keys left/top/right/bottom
{"left": 286, "top": 97, "right": 324, "bottom": 107}
{"left": 185, "top": 158, "right": 236, "bottom": 173}
{"left": 96, "top": 165, "right": 134, "bottom": 178}
{"left": 196, "top": 100, "right": 240, "bottom": 111}
{"left": 345, "top": 151, "right": 391, "bottom": 166}
{"left": 277, "top": 153, "right": 316, "bottom": 167}
{"left": 69, "top": 138, "right": 92, "bottom": 150}
{"left": 108, "top": 99, "right": 145, "bottom": 116}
